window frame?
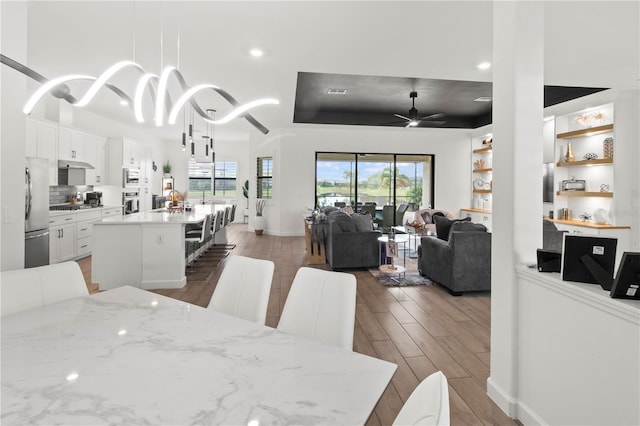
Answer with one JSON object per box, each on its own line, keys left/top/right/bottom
{"left": 256, "top": 156, "right": 273, "bottom": 200}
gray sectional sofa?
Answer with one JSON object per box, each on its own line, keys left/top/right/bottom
{"left": 325, "top": 210, "right": 381, "bottom": 270}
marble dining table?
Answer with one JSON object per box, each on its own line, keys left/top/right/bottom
{"left": 1, "top": 286, "right": 397, "bottom": 425}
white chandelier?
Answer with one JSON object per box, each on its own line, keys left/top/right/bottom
{"left": 1, "top": 55, "right": 278, "bottom": 134}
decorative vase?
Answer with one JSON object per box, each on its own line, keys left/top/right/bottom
{"left": 603, "top": 137, "right": 613, "bottom": 159}
{"left": 254, "top": 215, "right": 265, "bottom": 235}
{"left": 564, "top": 143, "right": 575, "bottom": 162}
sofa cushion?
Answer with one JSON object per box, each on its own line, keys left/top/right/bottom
{"left": 351, "top": 213, "right": 373, "bottom": 232}
{"left": 328, "top": 210, "right": 356, "bottom": 232}
{"left": 433, "top": 215, "right": 471, "bottom": 241}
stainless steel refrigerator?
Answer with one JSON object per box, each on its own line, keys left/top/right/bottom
{"left": 25, "top": 157, "right": 50, "bottom": 268}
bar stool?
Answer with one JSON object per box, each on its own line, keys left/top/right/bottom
{"left": 185, "top": 213, "right": 213, "bottom": 268}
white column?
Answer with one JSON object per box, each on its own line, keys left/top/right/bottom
{"left": 488, "top": 1, "right": 544, "bottom": 418}
{"left": 1, "top": 2, "right": 28, "bottom": 271}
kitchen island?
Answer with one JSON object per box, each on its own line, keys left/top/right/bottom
{"left": 92, "top": 205, "right": 228, "bottom": 290}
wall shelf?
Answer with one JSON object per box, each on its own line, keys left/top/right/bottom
{"left": 473, "top": 189, "right": 492, "bottom": 194}
{"left": 556, "top": 124, "right": 613, "bottom": 139}
{"left": 473, "top": 168, "right": 493, "bottom": 173}
{"left": 472, "top": 146, "right": 493, "bottom": 154}
{"left": 556, "top": 190, "right": 613, "bottom": 198}
{"left": 556, "top": 158, "right": 613, "bottom": 167}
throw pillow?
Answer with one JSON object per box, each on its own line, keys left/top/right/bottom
{"left": 420, "top": 210, "right": 432, "bottom": 224}
{"left": 328, "top": 210, "right": 356, "bottom": 232}
{"left": 351, "top": 213, "right": 373, "bottom": 232}
{"left": 341, "top": 206, "right": 354, "bottom": 215}
{"left": 433, "top": 215, "right": 471, "bottom": 241}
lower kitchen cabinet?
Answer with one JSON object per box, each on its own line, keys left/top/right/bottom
{"left": 460, "top": 208, "right": 493, "bottom": 232}
{"left": 50, "top": 223, "right": 76, "bottom": 264}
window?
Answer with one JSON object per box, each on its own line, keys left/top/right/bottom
{"left": 257, "top": 157, "right": 273, "bottom": 199}
{"left": 214, "top": 161, "right": 237, "bottom": 196}
{"left": 188, "top": 161, "right": 212, "bottom": 193}
{"left": 188, "top": 161, "right": 237, "bottom": 196}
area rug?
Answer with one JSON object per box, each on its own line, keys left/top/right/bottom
{"left": 368, "top": 252, "right": 433, "bottom": 286}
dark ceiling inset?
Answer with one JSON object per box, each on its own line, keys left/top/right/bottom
{"left": 293, "top": 72, "right": 608, "bottom": 129}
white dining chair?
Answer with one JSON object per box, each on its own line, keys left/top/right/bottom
{"left": 392, "top": 371, "right": 450, "bottom": 426}
{"left": 208, "top": 255, "right": 275, "bottom": 324}
{"left": 1, "top": 261, "right": 88, "bottom": 317}
{"left": 277, "top": 267, "right": 356, "bottom": 350}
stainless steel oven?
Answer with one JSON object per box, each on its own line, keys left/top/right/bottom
{"left": 123, "top": 190, "right": 140, "bottom": 215}
{"left": 123, "top": 168, "right": 140, "bottom": 187}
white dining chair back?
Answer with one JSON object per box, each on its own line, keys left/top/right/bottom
{"left": 392, "top": 371, "right": 450, "bottom": 426}
{"left": 208, "top": 255, "right": 275, "bottom": 324}
{"left": 277, "top": 267, "right": 356, "bottom": 350}
{"left": 1, "top": 261, "right": 88, "bottom": 317}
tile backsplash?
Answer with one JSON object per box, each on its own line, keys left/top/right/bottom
{"left": 50, "top": 185, "right": 93, "bottom": 205}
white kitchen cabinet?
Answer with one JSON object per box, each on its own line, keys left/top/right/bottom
{"left": 75, "top": 210, "right": 101, "bottom": 259}
{"left": 25, "top": 118, "right": 58, "bottom": 185}
{"left": 140, "top": 187, "right": 152, "bottom": 212}
{"left": 58, "top": 126, "right": 86, "bottom": 162}
{"left": 49, "top": 212, "right": 77, "bottom": 264}
{"left": 123, "top": 139, "right": 141, "bottom": 167}
{"left": 85, "top": 134, "right": 107, "bottom": 185}
{"left": 108, "top": 138, "right": 146, "bottom": 185}
{"left": 102, "top": 206, "right": 123, "bottom": 218}
{"left": 140, "top": 146, "right": 152, "bottom": 187}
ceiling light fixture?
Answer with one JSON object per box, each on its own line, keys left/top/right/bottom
{"left": 327, "top": 88, "right": 348, "bottom": 95}
{"left": 2, "top": 54, "right": 278, "bottom": 134}
{"left": 477, "top": 62, "right": 491, "bottom": 70}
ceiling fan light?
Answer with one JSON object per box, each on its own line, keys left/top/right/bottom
{"left": 409, "top": 121, "right": 418, "bottom": 127}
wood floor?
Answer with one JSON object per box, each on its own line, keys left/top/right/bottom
{"left": 77, "top": 224, "right": 518, "bottom": 425}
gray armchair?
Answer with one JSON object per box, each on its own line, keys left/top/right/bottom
{"left": 418, "top": 221, "right": 491, "bottom": 295}
{"left": 543, "top": 219, "right": 566, "bottom": 253}
{"left": 325, "top": 211, "right": 381, "bottom": 270}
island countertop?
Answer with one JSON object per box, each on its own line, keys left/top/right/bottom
{"left": 97, "top": 210, "right": 208, "bottom": 225}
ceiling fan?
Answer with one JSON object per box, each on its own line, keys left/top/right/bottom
{"left": 391, "top": 91, "right": 446, "bottom": 127}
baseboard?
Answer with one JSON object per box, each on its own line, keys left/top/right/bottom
{"left": 486, "top": 377, "right": 518, "bottom": 419}
{"left": 487, "top": 377, "right": 549, "bottom": 426}
{"left": 517, "top": 400, "right": 548, "bottom": 426}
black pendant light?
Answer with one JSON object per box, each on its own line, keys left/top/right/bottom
{"left": 207, "top": 109, "right": 216, "bottom": 164}
{"left": 181, "top": 107, "right": 186, "bottom": 151}
{"left": 189, "top": 106, "right": 195, "bottom": 158}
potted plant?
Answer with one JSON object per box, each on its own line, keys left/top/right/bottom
{"left": 254, "top": 199, "right": 266, "bottom": 235}
{"left": 162, "top": 160, "right": 172, "bottom": 177}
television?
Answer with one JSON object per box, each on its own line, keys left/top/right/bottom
{"left": 561, "top": 234, "right": 617, "bottom": 286}
{"left": 610, "top": 252, "right": 640, "bottom": 299}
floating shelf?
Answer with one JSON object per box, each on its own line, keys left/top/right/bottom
{"left": 556, "top": 190, "right": 613, "bottom": 198}
{"left": 461, "top": 207, "right": 492, "bottom": 214}
{"left": 473, "top": 189, "right": 492, "bottom": 194}
{"left": 473, "top": 168, "right": 493, "bottom": 173}
{"left": 548, "top": 219, "right": 630, "bottom": 230}
{"left": 556, "top": 158, "right": 613, "bottom": 167}
{"left": 473, "top": 146, "right": 493, "bottom": 154}
{"left": 556, "top": 124, "right": 613, "bottom": 139}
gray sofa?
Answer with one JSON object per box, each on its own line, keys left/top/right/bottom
{"left": 418, "top": 220, "right": 491, "bottom": 295}
{"left": 325, "top": 210, "right": 381, "bottom": 270}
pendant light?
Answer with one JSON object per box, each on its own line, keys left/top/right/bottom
{"left": 181, "top": 107, "right": 186, "bottom": 151}
{"left": 189, "top": 106, "right": 195, "bottom": 158}
{"left": 207, "top": 109, "right": 216, "bottom": 164}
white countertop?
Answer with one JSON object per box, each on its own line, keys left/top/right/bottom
{"left": 49, "top": 205, "right": 123, "bottom": 217}
{"left": 97, "top": 210, "right": 207, "bottom": 224}
{"left": 1, "top": 286, "right": 396, "bottom": 425}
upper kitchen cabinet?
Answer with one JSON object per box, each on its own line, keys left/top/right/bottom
{"left": 107, "top": 138, "right": 148, "bottom": 186}
{"left": 85, "top": 134, "right": 107, "bottom": 185}
{"left": 140, "top": 146, "right": 152, "bottom": 187}
{"left": 123, "top": 139, "right": 141, "bottom": 168}
{"left": 25, "top": 118, "right": 58, "bottom": 185}
{"left": 58, "top": 126, "right": 86, "bottom": 162}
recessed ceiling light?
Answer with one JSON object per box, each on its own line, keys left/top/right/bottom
{"left": 119, "top": 99, "right": 129, "bottom": 106}
{"left": 474, "top": 96, "right": 492, "bottom": 102}
{"left": 477, "top": 62, "right": 491, "bottom": 70}
{"left": 327, "top": 88, "right": 348, "bottom": 95}
{"left": 249, "top": 48, "right": 263, "bottom": 57}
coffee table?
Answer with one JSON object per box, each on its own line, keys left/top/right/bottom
{"left": 378, "top": 234, "right": 409, "bottom": 284}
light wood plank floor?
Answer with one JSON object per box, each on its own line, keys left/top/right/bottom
{"left": 77, "top": 224, "right": 518, "bottom": 425}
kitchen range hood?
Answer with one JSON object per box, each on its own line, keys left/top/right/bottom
{"left": 58, "top": 159, "right": 95, "bottom": 169}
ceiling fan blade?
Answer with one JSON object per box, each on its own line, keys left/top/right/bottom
{"left": 419, "top": 113, "right": 446, "bottom": 120}
{"left": 394, "top": 114, "right": 410, "bottom": 121}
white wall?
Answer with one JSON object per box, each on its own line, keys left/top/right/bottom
{"left": 248, "top": 125, "right": 471, "bottom": 236}
{"left": 1, "top": 2, "right": 28, "bottom": 271}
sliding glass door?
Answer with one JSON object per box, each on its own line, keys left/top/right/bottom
{"left": 315, "top": 152, "right": 434, "bottom": 224}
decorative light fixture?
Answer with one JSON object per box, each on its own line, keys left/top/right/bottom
{"left": 0, "top": 54, "right": 278, "bottom": 134}
{"left": 207, "top": 109, "right": 216, "bottom": 165}
{"left": 189, "top": 107, "right": 195, "bottom": 158}
{"left": 181, "top": 107, "right": 186, "bottom": 151}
